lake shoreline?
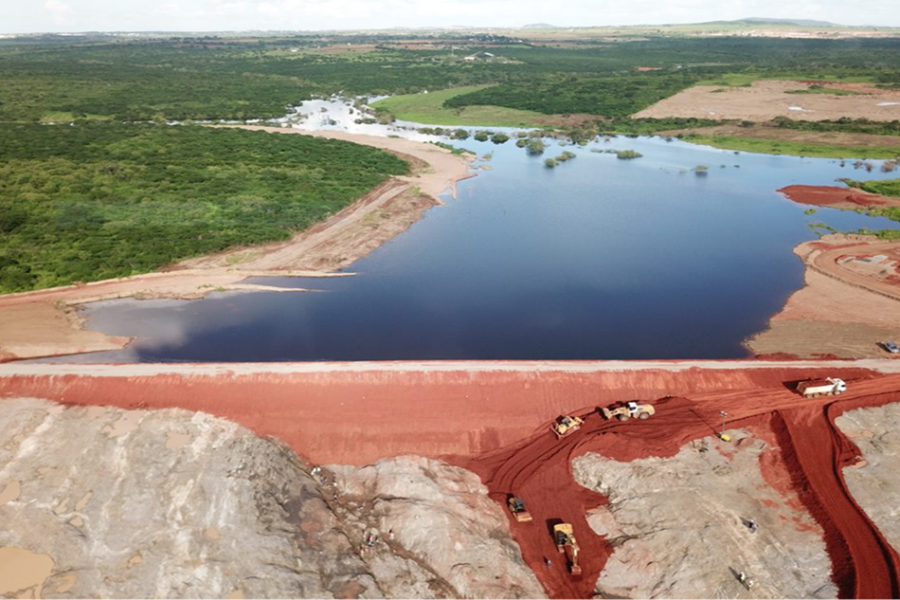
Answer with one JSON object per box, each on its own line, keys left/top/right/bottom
{"left": 0, "top": 126, "right": 474, "bottom": 363}
{"left": 746, "top": 234, "right": 900, "bottom": 359}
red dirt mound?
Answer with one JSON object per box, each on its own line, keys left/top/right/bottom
{"left": 779, "top": 185, "right": 893, "bottom": 208}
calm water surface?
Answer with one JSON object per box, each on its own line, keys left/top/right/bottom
{"left": 56, "top": 103, "right": 900, "bottom": 362}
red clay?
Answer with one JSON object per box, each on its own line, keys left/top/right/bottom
{"left": 1, "top": 363, "right": 899, "bottom": 598}
{"left": 779, "top": 185, "right": 896, "bottom": 208}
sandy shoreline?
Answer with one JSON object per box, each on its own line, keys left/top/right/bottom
{"left": 0, "top": 127, "right": 473, "bottom": 362}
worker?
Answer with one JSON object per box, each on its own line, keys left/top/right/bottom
{"left": 544, "top": 558, "right": 552, "bottom": 568}
{"left": 738, "top": 572, "right": 747, "bottom": 584}
{"left": 748, "top": 519, "right": 758, "bottom": 533}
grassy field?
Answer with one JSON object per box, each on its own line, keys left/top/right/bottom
{"left": 682, "top": 134, "right": 900, "bottom": 159}
{"left": 371, "top": 86, "right": 549, "bottom": 127}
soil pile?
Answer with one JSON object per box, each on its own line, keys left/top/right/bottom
{"left": 778, "top": 185, "right": 900, "bottom": 209}
{"left": 0, "top": 398, "right": 536, "bottom": 599}
{"left": 573, "top": 429, "right": 835, "bottom": 599}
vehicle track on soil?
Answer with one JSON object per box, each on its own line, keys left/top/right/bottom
{"left": 453, "top": 376, "right": 900, "bottom": 599}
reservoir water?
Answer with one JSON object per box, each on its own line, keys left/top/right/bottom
{"left": 55, "top": 104, "right": 900, "bottom": 361}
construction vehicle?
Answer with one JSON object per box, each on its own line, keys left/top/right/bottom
{"left": 507, "top": 496, "right": 533, "bottom": 522}
{"left": 553, "top": 523, "right": 582, "bottom": 577}
{"left": 796, "top": 378, "right": 847, "bottom": 398}
{"left": 600, "top": 401, "right": 655, "bottom": 421}
{"left": 552, "top": 415, "right": 584, "bottom": 438}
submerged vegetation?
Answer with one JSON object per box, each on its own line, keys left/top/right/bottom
{"left": 0, "top": 124, "right": 408, "bottom": 293}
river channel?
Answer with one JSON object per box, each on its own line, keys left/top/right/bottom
{"left": 54, "top": 98, "right": 900, "bottom": 362}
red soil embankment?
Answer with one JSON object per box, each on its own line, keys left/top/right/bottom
{"left": 779, "top": 185, "right": 897, "bottom": 208}
{"left": 0, "top": 363, "right": 879, "bottom": 465}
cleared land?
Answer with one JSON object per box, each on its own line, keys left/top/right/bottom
{"left": 636, "top": 79, "right": 900, "bottom": 122}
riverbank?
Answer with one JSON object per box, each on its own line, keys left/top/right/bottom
{"left": 0, "top": 127, "right": 474, "bottom": 362}
{"left": 747, "top": 234, "right": 900, "bottom": 359}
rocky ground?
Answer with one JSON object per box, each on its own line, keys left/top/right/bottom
{"left": 573, "top": 429, "right": 836, "bottom": 600}
{"left": 835, "top": 402, "right": 900, "bottom": 555}
{"left": 0, "top": 398, "right": 540, "bottom": 599}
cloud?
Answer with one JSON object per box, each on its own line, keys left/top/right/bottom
{"left": 44, "top": 0, "right": 73, "bottom": 26}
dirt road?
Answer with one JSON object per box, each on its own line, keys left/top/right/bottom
{"left": 455, "top": 374, "right": 900, "bottom": 598}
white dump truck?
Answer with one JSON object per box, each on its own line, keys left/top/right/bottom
{"left": 797, "top": 378, "right": 847, "bottom": 398}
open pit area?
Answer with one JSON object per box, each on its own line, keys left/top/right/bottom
{"left": 2, "top": 361, "right": 900, "bottom": 598}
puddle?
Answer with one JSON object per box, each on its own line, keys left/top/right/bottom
{"left": 165, "top": 431, "right": 192, "bottom": 450}
{"left": 0, "top": 481, "right": 20, "bottom": 506}
{"left": 0, "top": 546, "right": 54, "bottom": 599}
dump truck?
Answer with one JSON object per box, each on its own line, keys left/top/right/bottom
{"left": 796, "top": 378, "right": 847, "bottom": 398}
{"left": 507, "top": 496, "right": 532, "bottom": 522}
{"left": 553, "top": 523, "right": 582, "bottom": 577}
{"left": 552, "top": 415, "right": 584, "bottom": 438}
{"left": 600, "top": 401, "right": 655, "bottom": 421}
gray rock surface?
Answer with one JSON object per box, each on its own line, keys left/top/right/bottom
{"left": 330, "top": 456, "right": 545, "bottom": 599}
{"left": 835, "top": 402, "right": 900, "bottom": 555}
{"left": 573, "top": 430, "right": 836, "bottom": 600}
{"left": 0, "top": 398, "right": 540, "bottom": 599}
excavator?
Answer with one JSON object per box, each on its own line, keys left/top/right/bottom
{"left": 600, "top": 400, "right": 655, "bottom": 421}
{"left": 552, "top": 415, "right": 584, "bottom": 439}
{"left": 553, "top": 523, "right": 582, "bottom": 578}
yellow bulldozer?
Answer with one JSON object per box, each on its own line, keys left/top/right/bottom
{"left": 553, "top": 523, "right": 582, "bottom": 577}
{"left": 507, "top": 496, "right": 533, "bottom": 522}
{"left": 551, "top": 415, "right": 584, "bottom": 439}
{"left": 600, "top": 401, "right": 655, "bottom": 421}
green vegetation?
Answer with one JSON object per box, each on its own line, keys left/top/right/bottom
{"left": 371, "top": 86, "right": 547, "bottom": 127}
{"left": 767, "top": 117, "right": 900, "bottom": 136}
{"left": 544, "top": 150, "right": 576, "bottom": 168}
{"left": 694, "top": 165, "right": 710, "bottom": 176}
{"left": 0, "top": 123, "right": 408, "bottom": 293}
{"left": 525, "top": 139, "right": 547, "bottom": 156}
{"left": 846, "top": 178, "right": 900, "bottom": 197}
{"left": 592, "top": 148, "right": 644, "bottom": 159}
{"left": 681, "top": 134, "right": 900, "bottom": 159}
{"left": 6, "top": 36, "right": 900, "bottom": 127}
{"left": 431, "top": 141, "right": 475, "bottom": 155}
{"left": 785, "top": 84, "right": 861, "bottom": 96}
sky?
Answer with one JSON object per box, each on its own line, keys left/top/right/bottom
{"left": 4, "top": 0, "right": 900, "bottom": 34}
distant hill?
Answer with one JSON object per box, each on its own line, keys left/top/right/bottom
{"left": 521, "top": 23, "right": 558, "bottom": 30}
{"left": 699, "top": 17, "right": 838, "bottom": 28}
